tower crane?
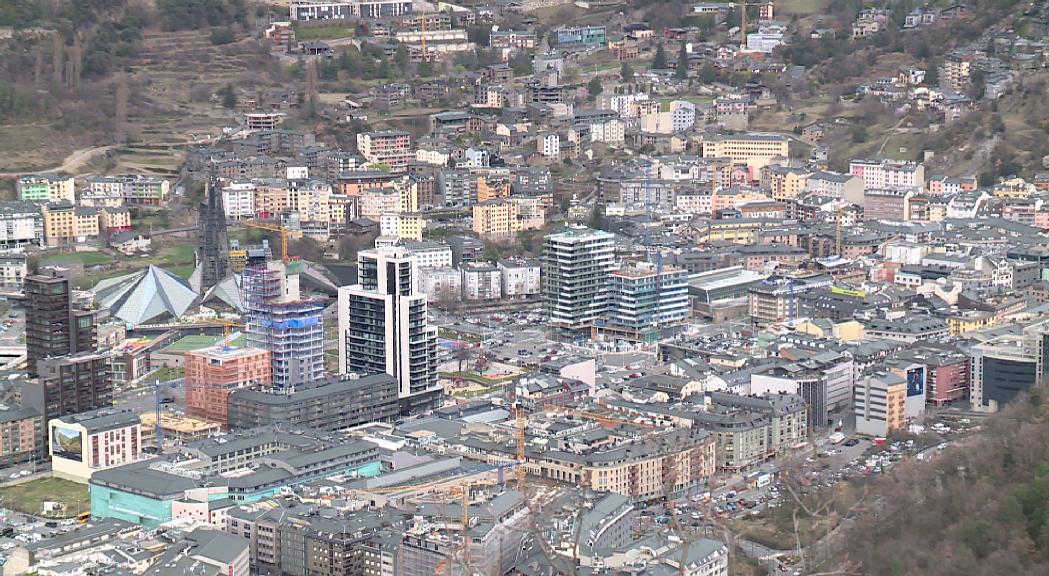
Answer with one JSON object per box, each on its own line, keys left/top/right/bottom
{"left": 515, "top": 403, "right": 526, "bottom": 491}
{"left": 244, "top": 220, "right": 291, "bottom": 261}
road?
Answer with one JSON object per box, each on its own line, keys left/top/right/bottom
{"left": 0, "top": 146, "right": 116, "bottom": 177}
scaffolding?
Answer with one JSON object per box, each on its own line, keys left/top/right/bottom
{"left": 197, "top": 182, "right": 232, "bottom": 294}
{"left": 242, "top": 257, "right": 325, "bottom": 389}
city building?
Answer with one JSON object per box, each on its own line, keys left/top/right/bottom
{"left": 17, "top": 174, "right": 75, "bottom": 204}
{"left": 242, "top": 251, "right": 325, "bottom": 389}
{"left": 23, "top": 352, "right": 113, "bottom": 429}
{"left": 499, "top": 259, "right": 541, "bottom": 299}
{"left": 90, "top": 427, "right": 382, "bottom": 528}
{"left": 854, "top": 371, "right": 907, "bottom": 437}
{"left": 971, "top": 334, "right": 1038, "bottom": 412}
{"left": 0, "top": 201, "right": 44, "bottom": 248}
{"left": 40, "top": 203, "right": 101, "bottom": 245}
{"left": 472, "top": 199, "right": 521, "bottom": 239}
{"left": 337, "top": 247, "right": 440, "bottom": 414}
{"left": 542, "top": 226, "right": 616, "bottom": 339}
{"left": 598, "top": 262, "right": 690, "bottom": 342}
{"left": 86, "top": 175, "right": 170, "bottom": 207}
{"left": 227, "top": 373, "right": 399, "bottom": 431}
{"left": 0, "top": 404, "right": 42, "bottom": 468}
{"left": 461, "top": 262, "right": 502, "bottom": 301}
{"left": 49, "top": 408, "right": 142, "bottom": 483}
{"left": 701, "top": 133, "right": 790, "bottom": 174}
{"left": 185, "top": 345, "right": 272, "bottom": 427}
{"left": 379, "top": 212, "right": 426, "bottom": 241}
{"left": 25, "top": 268, "right": 96, "bottom": 377}
{"left": 357, "top": 130, "right": 413, "bottom": 172}
{"left": 849, "top": 159, "right": 925, "bottom": 190}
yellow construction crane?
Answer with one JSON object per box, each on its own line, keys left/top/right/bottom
{"left": 201, "top": 319, "right": 245, "bottom": 347}
{"left": 244, "top": 220, "right": 290, "bottom": 261}
{"left": 544, "top": 404, "right": 658, "bottom": 430}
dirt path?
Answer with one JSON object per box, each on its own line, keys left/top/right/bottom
{"left": 0, "top": 145, "right": 116, "bottom": 177}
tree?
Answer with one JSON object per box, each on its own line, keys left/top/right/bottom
{"left": 850, "top": 124, "right": 868, "bottom": 143}
{"left": 454, "top": 343, "right": 475, "bottom": 372}
{"left": 219, "top": 83, "right": 237, "bottom": 109}
{"left": 589, "top": 203, "right": 604, "bottom": 230}
{"left": 990, "top": 113, "right": 1005, "bottom": 134}
{"left": 210, "top": 28, "right": 235, "bottom": 45}
{"left": 417, "top": 59, "right": 435, "bottom": 77}
{"left": 587, "top": 77, "right": 603, "bottom": 99}
{"left": 925, "top": 63, "right": 939, "bottom": 86}
{"left": 699, "top": 63, "right": 716, "bottom": 84}
{"left": 394, "top": 43, "right": 409, "bottom": 71}
{"left": 969, "top": 68, "right": 986, "bottom": 100}
{"left": 620, "top": 62, "right": 634, "bottom": 83}
{"left": 675, "top": 42, "right": 689, "bottom": 80}
{"left": 651, "top": 42, "right": 667, "bottom": 69}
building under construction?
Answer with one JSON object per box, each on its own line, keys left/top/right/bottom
{"left": 196, "top": 181, "right": 232, "bottom": 294}
{"left": 242, "top": 249, "right": 325, "bottom": 388}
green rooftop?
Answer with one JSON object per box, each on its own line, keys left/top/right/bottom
{"left": 161, "top": 334, "right": 247, "bottom": 354}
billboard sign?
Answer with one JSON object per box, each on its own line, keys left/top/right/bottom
{"left": 52, "top": 426, "right": 83, "bottom": 462}
{"left": 906, "top": 367, "right": 925, "bottom": 398}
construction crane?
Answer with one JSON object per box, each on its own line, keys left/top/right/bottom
{"left": 835, "top": 203, "right": 843, "bottom": 258}
{"left": 545, "top": 404, "right": 658, "bottom": 430}
{"left": 515, "top": 403, "right": 526, "bottom": 491}
{"left": 244, "top": 220, "right": 290, "bottom": 261}
{"left": 150, "top": 379, "right": 224, "bottom": 453}
{"left": 738, "top": 0, "right": 749, "bottom": 51}
{"left": 420, "top": 9, "right": 428, "bottom": 62}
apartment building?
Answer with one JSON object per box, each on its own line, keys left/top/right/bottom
{"left": 0, "top": 405, "right": 42, "bottom": 468}
{"left": 399, "top": 240, "right": 453, "bottom": 269}
{"left": 98, "top": 207, "right": 131, "bottom": 232}
{"left": 337, "top": 247, "right": 440, "bottom": 414}
{"left": 531, "top": 428, "right": 716, "bottom": 502}
{"left": 849, "top": 159, "right": 925, "bottom": 190}
{"left": 761, "top": 165, "right": 811, "bottom": 201}
{"left": 499, "top": 259, "right": 541, "bottom": 299}
{"left": 0, "top": 202, "right": 43, "bottom": 248}
{"left": 41, "top": 203, "right": 101, "bottom": 245}
{"left": 472, "top": 199, "right": 521, "bottom": 239}
{"left": 692, "top": 392, "right": 807, "bottom": 472}
{"left": 242, "top": 253, "right": 325, "bottom": 389}
{"left": 854, "top": 371, "right": 907, "bottom": 437}
{"left": 222, "top": 181, "right": 257, "bottom": 220}
{"left": 542, "top": 226, "right": 616, "bottom": 339}
{"left": 17, "top": 174, "right": 75, "bottom": 204}
{"left": 287, "top": 180, "right": 333, "bottom": 223}
{"left": 184, "top": 345, "right": 272, "bottom": 428}
{"left": 379, "top": 212, "right": 425, "bottom": 241}
{"left": 227, "top": 373, "right": 399, "bottom": 431}
{"left": 23, "top": 352, "right": 113, "bottom": 428}
{"left": 357, "top": 130, "right": 413, "bottom": 172}
{"left": 462, "top": 262, "right": 502, "bottom": 301}
{"left": 0, "top": 254, "right": 26, "bottom": 289}
{"left": 86, "top": 175, "right": 170, "bottom": 206}
{"left": 600, "top": 262, "right": 690, "bottom": 342}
